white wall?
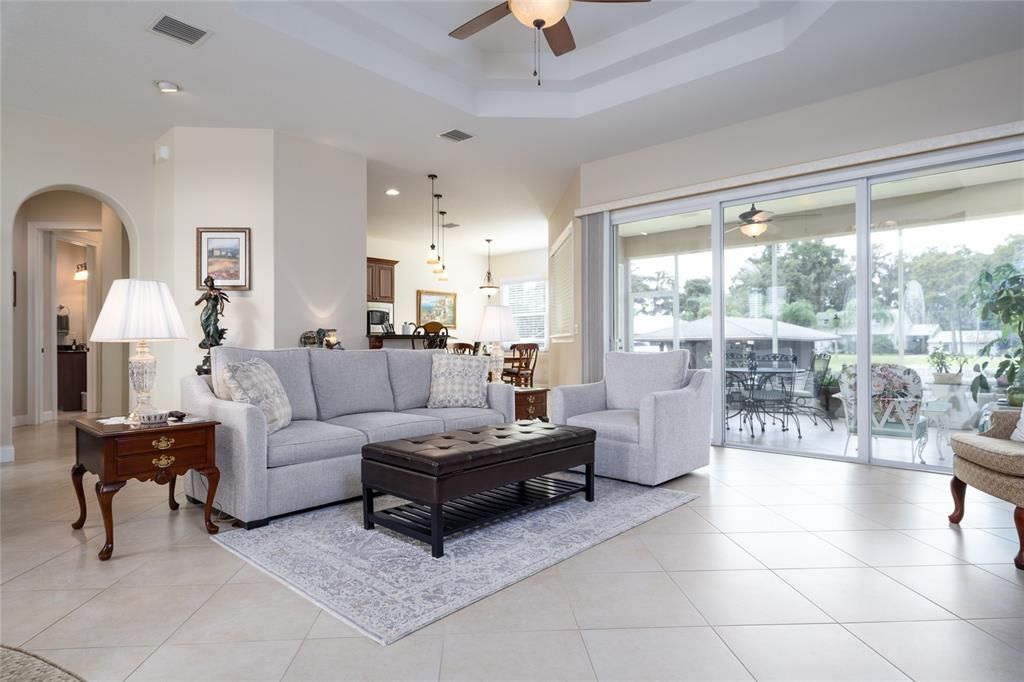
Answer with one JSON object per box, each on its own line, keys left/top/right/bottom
{"left": 580, "top": 50, "right": 1024, "bottom": 208}
{"left": 273, "top": 132, "right": 367, "bottom": 350}
{"left": 367, "top": 235, "right": 489, "bottom": 342}
{"left": 155, "top": 127, "right": 277, "bottom": 387}
{"left": 546, "top": 171, "right": 583, "bottom": 387}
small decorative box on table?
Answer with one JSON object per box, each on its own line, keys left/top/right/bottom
{"left": 70, "top": 417, "right": 221, "bottom": 560}
{"left": 361, "top": 422, "right": 596, "bottom": 558}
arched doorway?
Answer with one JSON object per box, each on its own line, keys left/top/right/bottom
{"left": 11, "top": 188, "right": 133, "bottom": 424}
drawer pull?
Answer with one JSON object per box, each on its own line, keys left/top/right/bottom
{"left": 152, "top": 436, "right": 175, "bottom": 451}
{"left": 527, "top": 406, "right": 536, "bottom": 415}
{"left": 152, "top": 454, "right": 176, "bottom": 469}
{"left": 527, "top": 395, "right": 535, "bottom": 403}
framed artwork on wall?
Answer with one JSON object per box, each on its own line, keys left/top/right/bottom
{"left": 416, "top": 290, "right": 457, "bottom": 329}
{"left": 196, "top": 227, "right": 251, "bottom": 290}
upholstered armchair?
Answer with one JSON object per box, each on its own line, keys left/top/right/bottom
{"left": 550, "top": 350, "right": 712, "bottom": 485}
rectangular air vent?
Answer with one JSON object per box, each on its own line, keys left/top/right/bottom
{"left": 439, "top": 129, "right": 474, "bottom": 143}
{"left": 150, "top": 15, "right": 208, "bottom": 46}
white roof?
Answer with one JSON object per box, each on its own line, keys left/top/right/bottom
{"left": 635, "top": 316, "right": 839, "bottom": 342}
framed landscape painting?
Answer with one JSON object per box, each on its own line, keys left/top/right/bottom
{"left": 196, "top": 228, "right": 251, "bottom": 290}
{"left": 416, "top": 290, "right": 457, "bottom": 329}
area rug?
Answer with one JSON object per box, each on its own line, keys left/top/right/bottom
{"left": 212, "top": 474, "right": 697, "bottom": 644}
{"left": 0, "top": 645, "right": 85, "bottom": 681}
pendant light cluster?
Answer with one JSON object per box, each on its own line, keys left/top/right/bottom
{"left": 480, "top": 239, "right": 499, "bottom": 296}
{"left": 425, "top": 173, "right": 452, "bottom": 282}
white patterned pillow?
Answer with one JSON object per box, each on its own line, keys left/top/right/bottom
{"left": 427, "top": 354, "right": 489, "bottom": 409}
{"left": 223, "top": 358, "right": 292, "bottom": 434}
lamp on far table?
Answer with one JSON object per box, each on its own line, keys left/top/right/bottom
{"left": 90, "top": 279, "right": 187, "bottom": 423}
{"left": 478, "top": 304, "right": 520, "bottom": 382}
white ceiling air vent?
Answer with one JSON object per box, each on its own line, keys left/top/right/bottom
{"left": 439, "top": 129, "right": 473, "bottom": 143}
{"left": 150, "top": 15, "right": 209, "bottom": 46}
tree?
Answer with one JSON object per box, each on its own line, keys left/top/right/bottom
{"left": 727, "top": 241, "right": 854, "bottom": 317}
{"left": 680, "top": 277, "right": 711, "bottom": 321}
{"left": 781, "top": 300, "right": 817, "bottom": 327}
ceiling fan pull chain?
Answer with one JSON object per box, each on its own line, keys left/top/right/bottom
{"left": 535, "top": 27, "right": 541, "bottom": 86}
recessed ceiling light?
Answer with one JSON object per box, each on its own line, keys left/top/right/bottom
{"left": 154, "top": 80, "right": 181, "bottom": 93}
{"left": 385, "top": 188, "right": 400, "bottom": 196}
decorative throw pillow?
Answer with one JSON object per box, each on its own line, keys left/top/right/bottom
{"left": 1011, "top": 409, "right": 1024, "bottom": 442}
{"left": 223, "top": 358, "right": 292, "bottom": 434}
{"left": 427, "top": 354, "right": 489, "bottom": 409}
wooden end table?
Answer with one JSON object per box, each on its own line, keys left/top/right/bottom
{"left": 514, "top": 387, "right": 549, "bottom": 421}
{"left": 70, "top": 417, "right": 221, "bottom": 560}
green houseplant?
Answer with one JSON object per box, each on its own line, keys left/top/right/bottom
{"left": 967, "top": 264, "right": 1024, "bottom": 405}
{"left": 928, "top": 348, "right": 969, "bottom": 385}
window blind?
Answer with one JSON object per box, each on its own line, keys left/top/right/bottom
{"left": 501, "top": 278, "right": 547, "bottom": 349}
{"left": 549, "top": 225, "right": 574, "bottom": 338}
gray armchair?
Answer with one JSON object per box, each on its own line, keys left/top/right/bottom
{"left": 550, "top": 350, "right": 712, "bottom": 486}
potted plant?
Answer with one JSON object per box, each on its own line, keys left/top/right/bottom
{"left": 818, "top": 371, "right": 841, "bottom": 417}
{"left": 928, "top": 348, "right": 968, "bottom": 384}
{"left": 966, "top": 264, "right": 1024, "bottom": 406}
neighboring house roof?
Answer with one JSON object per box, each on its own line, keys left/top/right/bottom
{"left": 931, "top": 330, "right": 1002, "bottom": 345}
{"left": 635, "top": 316, "right": 839, "bottom": 342}
{"left": 837, "top": 322, "right": 940, "bottom": 338}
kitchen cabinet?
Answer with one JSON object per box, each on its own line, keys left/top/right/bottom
{"left": 367, "top": 258, "right": 398, "bottom": 303}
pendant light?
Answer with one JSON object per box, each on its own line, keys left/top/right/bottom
{"left": 432, "top": 196, "right": 445, "bottom": 274}
{"left": 480, "top": 239, "right": 499, "bottom": 296}
{"left": 73, "top": 262, "right": 89, "bottom": 281}
{"left": 425, "top": 174, "right": 440, "bottom": 265}
{"left": 437, "top": 209, "right": 449, "bottom": 281}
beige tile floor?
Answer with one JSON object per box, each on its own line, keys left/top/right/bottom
{"left": 2, "top": 418, "right": 1022, "bottom": 681}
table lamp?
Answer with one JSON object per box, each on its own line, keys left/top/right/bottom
{"left": 90, "top": 279, "right": 187, "bottom": 423}
{"left": 478, "top": 304, "right": 520, "bottom": 382}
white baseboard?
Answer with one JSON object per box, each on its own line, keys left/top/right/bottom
{"left": 41, "top": 410, "right": 55, "bottom": 423}
{"left": 0, "top": 445, "right": 13, "bottom": 463}
{"left": 12, "top": 414, "right": 31, "bottom": 427}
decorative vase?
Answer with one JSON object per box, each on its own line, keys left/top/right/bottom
{"left": 933, "top": 372, "right": 963, "bottom": 385}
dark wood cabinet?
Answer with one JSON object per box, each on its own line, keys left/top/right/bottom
{"left": 58, "top": 350, "right": 88, "bottom": 411}
{"left": 514, "top": 387, "right": 549, "bottom": 421}
{"left": 367, "top": 258, "right": 398, "bottom": 303}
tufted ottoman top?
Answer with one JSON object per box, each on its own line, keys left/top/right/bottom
{"left": 362, "top": 422, "right": 596, "bottom": 476}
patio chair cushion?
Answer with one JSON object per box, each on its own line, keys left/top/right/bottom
{"left": 951, "top": 432, "right": 1024, "bottom": 477}
{"left": 566, "top": 409, "right": 640, "bottom": 444}
{"left": 604, "top": 350, "right": 689, "bottom": 410}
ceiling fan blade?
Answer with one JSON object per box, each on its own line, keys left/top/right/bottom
{"left": 543, "top": 18, "right": 576, "bottom": 56}
{"left": 449, "top": 2, "right": 510, "bottom": 39}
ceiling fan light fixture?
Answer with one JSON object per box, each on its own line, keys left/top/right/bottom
{"left": 509, "top": 0, "right": 571, "bottom": 29}
{"left": 740, "top": 222, "right": 768, "bottom": 238}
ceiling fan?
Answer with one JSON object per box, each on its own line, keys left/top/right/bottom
{"left": 449, "top": 0, "right": 651, "bottom": 58}
{"left": 726, "top": 203, "right": 825, "bottom": 238}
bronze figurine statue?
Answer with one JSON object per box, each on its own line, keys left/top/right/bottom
{"left": 195, "top": 275, "right": 230, "bottom": 375}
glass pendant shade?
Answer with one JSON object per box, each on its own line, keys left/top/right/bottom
{"left": 73, "top": 262, "right": 88, "bottom": 281}
{"left": 740, "top": 221, "right": 769, "bottom": 238}
{"left": 426, "top": 248, "right": 439, "bottom": 265}
{"left": 432, "top": 263, "right": 445, "bottom": 274}
{"left": 509, "top": 0, "right": 571, "bottom": 28}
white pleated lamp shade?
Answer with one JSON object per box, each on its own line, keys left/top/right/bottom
{"left": 90, "top": 279, "right": 187, "bottom": 342}
{"left": 477, "top": 305, "right": 520, "bottom": 343}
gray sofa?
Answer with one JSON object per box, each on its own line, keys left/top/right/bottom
{"left": 181, "top": 346, "right": 514, "bottom": 528}
{"left": 550, "top": 350, "right": 711, "bottom": 486}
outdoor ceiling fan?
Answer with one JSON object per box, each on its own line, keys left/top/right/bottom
{"left": 449, "top": 0, "right": 651, "bottom": 59}
{"left": 726, "top": 203, "right": 824, "bottom": 239}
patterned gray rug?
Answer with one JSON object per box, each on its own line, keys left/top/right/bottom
{"left": 212, "top": 475, "right": 697, "bottom": 645}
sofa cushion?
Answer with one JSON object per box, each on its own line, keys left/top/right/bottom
{"left": 310, "top": 349, "right": 395, "bottom": 419}
{"left": 327, "top": 412, "right": 444, "bottom": 442}
{"left": 211, "top": 347, "right": 317, "bottom": 420}
{"left": 427, "top": 354, "right": 489, "bottom": 408}
{"left": 384, "top": 349, "right": 443, "bottom": 411}
{"left": 952, "top": 432, "right": 1024, "bottom": 477}
{"left": 266, "top": 420, "right": 367, "bottom": 469}
{"left": 566, "top": 409, "right": 640, "bottom": 444}
{"left": 403, "top": 407, "right": 504, "bottom": 431}
{"left": 222, "top": 358, "right": 292, "bottom": 434}
{"left": 604, "top": 350, "right": 689, "bottom": 410}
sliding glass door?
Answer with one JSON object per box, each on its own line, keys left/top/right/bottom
{"left": 608, "top": 146, "right": 1023, "bottom": 471}
{"left": 868, "top": 159, "right": 1024, "bottom": 468}
{"left": 722, "top": 187, "right": 857, "bottom": 458}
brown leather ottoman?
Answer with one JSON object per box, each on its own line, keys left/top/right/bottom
{"left": 361, "top": 422, "right": 596, "bottom": 557}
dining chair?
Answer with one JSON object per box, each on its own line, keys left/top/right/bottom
{"left": 753, "top": 353, "right": 803, "bottom": 438}
{"left": 412, "top": 322, "right": 449, "bottom": 349}
{"left": 449, "top": 342, "right": 476, "bottom": 355}
{"left": 501, "top": 343, "right": 539, "bottom": 387}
